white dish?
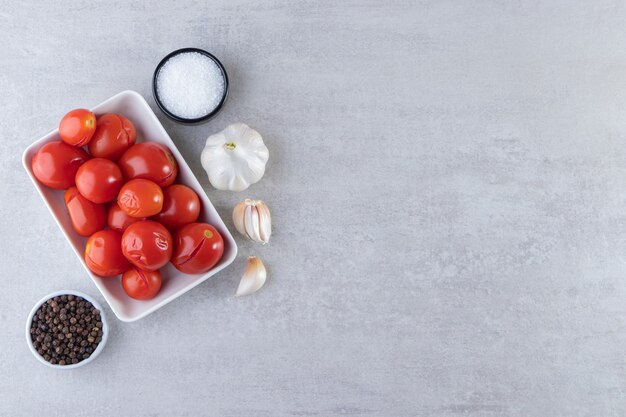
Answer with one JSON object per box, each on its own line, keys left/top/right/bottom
{"left": 22, "top": 90, "right": 238, "bottom": 322}
{"left": 26, "top": 290, "right": 109, "bottom": 369}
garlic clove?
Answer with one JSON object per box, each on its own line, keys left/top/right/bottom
{"left": 256, "top": 202, "right": 272, "bottom": 244}
{"left": 236, "top": 256, "right": 267, "bottom": 297}
{"left": 232, "top": 201, "right": 247, "bottom": 237}
{"left": 232, "top": 199, "right": 272, "bottom": 244}
{"left": 244, "top": 204, "right": 262, "bottom": 243}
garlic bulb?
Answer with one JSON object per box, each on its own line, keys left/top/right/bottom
{"left": 236, "top": 256, "right": 267, "bottom": 297}
{"left": 232, "top": 199, "right": 271, "bottom": 244}
{"left": 201, "top": 123, "right": 269, "bottom": 192}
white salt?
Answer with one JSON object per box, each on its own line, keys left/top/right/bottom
{"left": 156, "top": 52, "right": 226, "bottom": 119}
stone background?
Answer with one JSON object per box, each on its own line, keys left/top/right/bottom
{"left": 1, "top": 1, "right": 626, "bottom": 415}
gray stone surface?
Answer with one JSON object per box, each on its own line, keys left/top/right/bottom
{"left": 1, "top": 0, "right": 626, "bottom": 415}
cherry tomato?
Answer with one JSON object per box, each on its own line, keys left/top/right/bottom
{"left": 117, "top": 179, "right": 163, "bottom": 218}
{"left": 75, "top": 158, "right": 123, "bottom": 204}
{"left": 107, "top": 204, "right": 145, "bottom": 233}
{"left": 88, "top": 113, "right": 137, "bottom": 161}
{"left": 64, "top": 187, "right": 106, "bottom": 237}
{"left": 59, "top": 109, "right": 96, "bottom": 147}
{"left": 118, "top": 142, "right": 178, "bottom": 187}
{"left": 153, "top": 184, "right": 201, "bottom": 230}
{"left": 31, "top": 141, "right": 90, "bottom": 189}
{"left": 121, "top": 267, "right": 162, "bottom": 300}
{"left": 121, "top": 220, "right": 173, "bottom": 271}
{"left": 171, "top": 223, "right": 224, "bottom": 274}
{"left": 84, "top": 230, "right": 129, "bottom": 277}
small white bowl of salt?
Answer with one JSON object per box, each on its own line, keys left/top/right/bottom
{"left": 152, "top": 47, "right": 229, "bottom": 124}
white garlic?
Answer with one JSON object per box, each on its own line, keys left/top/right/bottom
{"left": 236, "top": 256, "right": 267, "bottom": 297}
{"left": 232, "top": 199, "right": 271, "bottom": 244}
{"left": 201, "top": 123, "right": 269, "bottom": 192}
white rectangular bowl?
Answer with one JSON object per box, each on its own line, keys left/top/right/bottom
{"left": 22, "top": 90, "right": 238, "bottom": 322}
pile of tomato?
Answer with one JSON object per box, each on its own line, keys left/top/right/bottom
{"left": 31, "top": 109, "right": 224, "bottom": 300}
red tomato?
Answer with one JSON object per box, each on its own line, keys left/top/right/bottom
{"left": 171, "top": 223, "right": 224, "bottom": 274}
{"left": 153, "top": 184, "right": 200, "bottom": 230}
{"left": 121, "top": 267, "right": 162, "bottom": 300}
{"left": 88, "top": 113, "right": 137, "bottom": 160}
{"left": 118, "top": 142, "right": 178, "bottom": 187}
{"left": 121, "top": 220, "right": 173, "bottom": 271}
{"left": 107, "top": 204, "right": 145, "bottom": 233}
{"left": 64, "top": 187, "right": 106, "bottom": 237}
{"left": 84, "top": 230, "right": 129, "bottom": 277}
{"left": 75, "top": 158, "right": 124, "bottom": 204}
{"left": 117, "top": 179, "right": 163, "bottom": 218}
{"left": 31, "top": 141, "right": 90, "bottom": 189}
{"left": 59, "top": 109, "right": 96, "bottom": 147}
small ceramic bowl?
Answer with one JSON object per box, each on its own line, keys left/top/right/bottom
{"left": 152, "top": 47, "right": 229, "bottom": 124}
{"left": 26, "top": 290, "right": 108, "bottom": 369}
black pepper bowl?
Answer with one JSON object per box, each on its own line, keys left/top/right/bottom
{"left": 26, "top": 290, "right": 108, "bottom": 369}
{"left": 152, "top": 47, "right": 229, "bottom": 124}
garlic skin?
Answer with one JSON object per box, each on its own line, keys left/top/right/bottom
{"left": 232, "top": 199, "right": 271, "bottom": 244}
{"left": 236, "top": 256, "right": 267, "bottom": 297}
{"left": 201, "top": 123, "right": 269, "bottom": 192}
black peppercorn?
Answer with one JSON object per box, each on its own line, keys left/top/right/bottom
{"left": 30, "top": 294, "right": 104, "bottom": 366}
